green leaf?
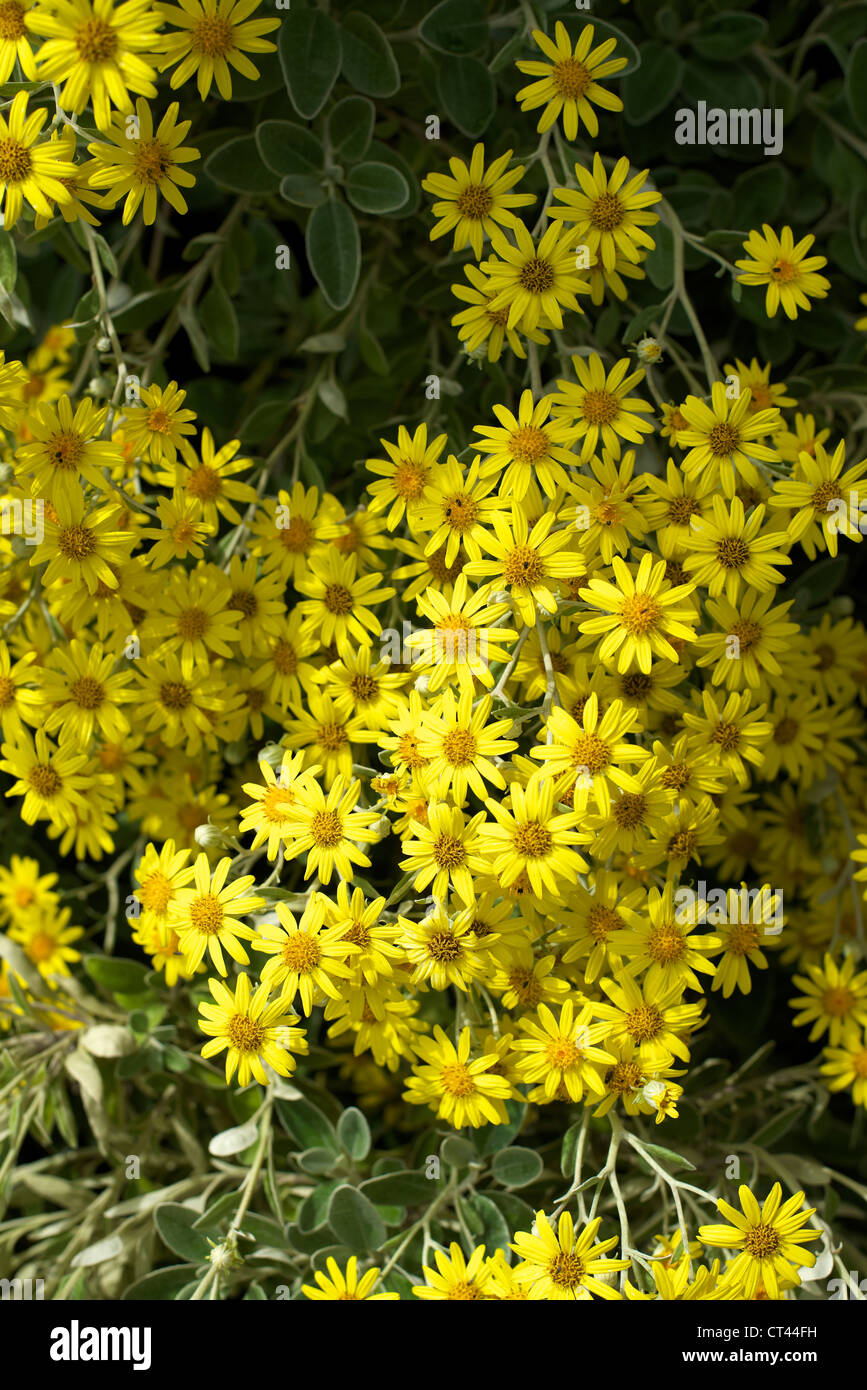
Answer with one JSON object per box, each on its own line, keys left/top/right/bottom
{"left": 280, "top": 174, "right": 326, "bottom": 208}
{"left": 240, "top": 398, "right": 291, "bottom": 445}
{"left": 256, "top": 120, "right": 324, "bottom": 178}
{"left": 464, "top": 1193, "right": 510, "bottom": 1254}
{"left": 475, "top": 1100, "right": 527, "bottom": 1155}
{"left": 623, "top": 40, "right": 683, "bottom": 124}
{"left": 339, "top": 14, "right": 400, "bottom": 97}
{"left": 276, "top": 1096, "right": 339, "bottom": 1151}
{"left": 485, "top": 1190, "right": 535, "bottom": 1233}
{"left": 327, "top": 1184, "right": 386, "bottom": 1251}
{"left": 122, "top": 1266, "right": 196, "bottom": 1300}
{"left": 317, "top": 377, "right": 347, "bottom": 418}
{"left": 298, "top": 1146, "right": 340, "bottom": 1175}
{"left": 732, "top": 164, "right": 789, "bottom": 230}
{"left": 84, "top": 956, "right": 149, "bottom": 996}
{"left": 305, "top": 196, "right": 361, "bottom": 311}
{"left": 436, "top": 54, "right": 495, "bottom": 137}
{"left": 208, "top": 1121, "right": 258, "bottom": 1157}
{"left": 440, "top": 1135, "right": 477, "bottom": 1167}
{"left": 635, "top": 1141, "right": 696, "bottom": 1173}
{"left": 691, "top": 11, "right": 767, "bottom": 60}
{"left": 337, "top": 1107, "right": 371, "bottom": 1161}
{"left": 359, "top": 1170, "right": 432, "bottom": 1206}
{"left": 205, "top": 136, "right": 278, "bottom": 195}
{"left": 327, "top": 96, "right": 375, "bottom": 163}
{"left": 155, "top": 1204, "right": 211, "bottom": 1263}
{"left": 178, "top": 304, "right": 210, "bottom": 372}
{"left": 644, "top": 220, "right": 674, "bottom": 290}
{"left": 491, "top": 1147, "right": 544, "bottom": 1189}
{"left": 199, "top": 280, "right": 239, "bottom": 360}
{"left": 79, "top": 1025, "right": 136, "bottom": 1059}
{"left": 112, "top": 286, "right": 179, "bottom": 332}
{"left": 0, "top": 229, "right": 17, "bottom": 293}
{"left": 359, "top": 329, "right": 389, "bottom": 375}
{"left": 751, "top": 1106, "right": 807, "bottom": 1150}
{"left": 345, "top": 160, "right": 409, "bottom": 214}
{"left": 622, "top": 301, "right": 665, "bottom": 343}
{"left": 278, "top": 8, "right": 341, "bottom": 119}
{"left": 420, "top": 0, "right": 488, "bottom": 55}
{"left": 847, "top": 40, "right": 867, "bottom": 135}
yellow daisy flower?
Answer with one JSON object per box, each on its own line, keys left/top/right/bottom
{"left": 790, "top": 952, "right": 867, "bottom": 1046}
{"left": 736, "top": 224, "right": 830, "bottom": 319}
{"left": 30, "top": 0, "right": 164, "bottom": 131}
{"left": 157, "top": 0, "right": 280, "bottom": 101}
{"left": 198, "top": 971, "right": 307, "bottom": 1086}
{"left": 87, "top": 98, "right": 199, "bottom": 224}
{"left": 404, "top": 1025, "right": 512, "bottom": 1128}
{"left": 547, "top": 152, "right": 661, "bottom": 271}
{"left": 422, "top": 142, "right": 535, "bottom": 259}
{"left": 170, "top": 852, "right": 264, "bottom": 975}
{"left": 481, "top": 219, "right": 590, "bottom": 333}
{"left": 510, "top": 1211, "right": 628, "bottom": 1300}
{"left": 699, "top": 1183, "right": 820, "bottom": 1298}
{"left": 302, "top": 1256, "right": 398, "bottom": 1302}
{"left": 515, "top": 21, "right": 626, "bottom": 140}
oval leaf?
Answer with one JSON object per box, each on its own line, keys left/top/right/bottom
{"left": 327, "top": 1184, "right": 386, "bottom": 1251}
{"left": 491, "top": 1146, "right": 544, "bottom": 1189}
{"left": 339, "top": 14, "right": 400, "bottom": 97}
{"left": 305, "top": 197, "right": 361, "bottom": 310}
{"left": 327, "top": 96, "right": 375, "bottom": 163}
{"left": 208, "top": 1121, "right": 259, "bottom": 1157}
{"left": 346, "top": 160, "right": 409, "bottom": 214}
{"left": 278, "top": 9, "right": 341, "bottom": 118}
{"left": 436, "top": 54, "right": 495, "bottom": 137}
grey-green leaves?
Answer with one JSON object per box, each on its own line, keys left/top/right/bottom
{"left": 279, "top": 9, "right": 341, "bottom": 119}
{"left": 306, "top": 197, "right": 361, "bottom": 310}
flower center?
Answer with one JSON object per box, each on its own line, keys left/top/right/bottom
{"left": 545, "top": 1036, "right": 582, "bottom": 1069}
{"left": 189, "top": 894, "right": 224, "bottom": 934}
{"left": 132, "top": 140, "right": 173, "bottom": 184}
{"left": 744, "top": 1222, "right": 781, "bottom": 1258}
{"left": 582, "top": 388, "right": 620, "bottom": 425}
{"left": 661, "top": 762, "right": 691, "bottom": 790}
{"left": 272, "top": 639, "right": 297, "bottom": 675}
{"left": 667, "top": 496, "right": 699, "bottom": 525}
{"left": 769, "top": 259, "right": 797, "bottom": 283}
{"left": 821, "top": 986, "right": 855, "bottom": 1017}
{"left": 512, "top": 821, "right": 552, "bottom": 858}
{"left": 59, "top": 524, "right": 97, "bottom": 560}
{"left": 68, "top": 675, "right": 104, "bottom": 710}
{"left": 812, "top": 480, "right": 843, "bottom": 513}
{"left": 159, "top": 680, "right": 192, "bottom": 710}
{"left": 625, "top": 1003, "right": 664, "bottom": 1042}
{"left": 773, "top": 716, "right": 799, "bottom": 746}
{"left": 0, "top": 2, "right": 25, "bottom": 40}
{"left": 606, "top": 1059, "right": 644, "bottom": 1093}
{"left": 349, "top": 673, "right": 378, "bottom": 702}
{"left": 455, "top": 183, "right": 493, "bottom": 219}
{"left": 442, "top": 728, "right": 477, "bottom": 766}
{"left": 280, "top": 515, "right": 312, "bottom": 550}
{"left": 177, "top": 606, "right": 208, "bottom": 641}
{"left": 428, "top": 930, "right": 462, "bottom": 962}
{"left": 442, "top": 493, "right": 479, "bottom": 531}
{"left": 323, "top": 583, "right": 354, "bottom": 615}
{"left": 587, "top": 904, "right": 622, "bottom": 942}
{"left": 432, "top": 834, "right": 466, "bottom": 869}
{"left": 27, "top": 932, "right": 56, "bottom": 962}
{"left": 518, "top": 256, "right": 555, "bottom": 294}
{"left": 613, "top": 792, "right": 646, "bottom": 829}
{"left": 191, "top": 12, "right": 235, "bottom": 56}
{"left": 396, "top": 732, "right": 426, "bottom": 768}
{"left": 0, "top": 674, "right": 15, "bottom": 707}
{"left": 589, "top": 192, "right": 624, "bottom": 230}
{"left": 509, "top": 968, "right": 543, "bottom": 1005}
{"left": 139, "top": 871, "right": 173, "bottom": 914}
{"left": 570, "top": 732, "right": 610, "bottom": 774}
{"left": 724, "top": 924, "right": 759, "bottom": 955}
{"left": 716, "top": 537, "right": 750, "bottom": 569}
{"left": 392, "top": 459, "right": 428, "bottom": 500}
{"left": 28, "top": 764, "right": 61, "bottom": 797}
{"left": 503, "top": 545, "right": 546, "bottom": 587}
{"left": 509, "top": 425, "right": 550, "bottom": 463}
{"left": 619, "top": 592, "right": 661, "bottom": 634}
{"left": 281, "top": 934, "right": 321, "bottom": 971}
{"left": 708, "top": 422, "right": 741, "bottom": 456}
{"left": 667, "top": 828, "right": 697, "bottom": 859}
{"left": 731, "top": 618, "right": 763, "bottom": 650}
{"left": 648, "top": 925, "right": 686, "bottom": 962}
{"left": 317, "top": 722, "right": 348, "bottom": 752}
{"left": 552, "top": 55, "right": 591, "bottom": 98}
{"left": 45, "top": 431, "right": 86, "bottom": 469}
{"left": 441, "top": 1060, "right": 476, "bottom": 1096}
{"left": 549, "top": 1251, "right": 585, "bottom": 1288}
{"left": 75, "top": 17, "right": 118, "bottom": 62}
{"left": 310, "top": 809, "right": 343, "bottom": 847}
{"left": 226, "top": 1014, "right": 265, "bottom": 1053}
{"left": 229, "top": 588, "right": 258, "bottom": 618}
{"left": 711, "top": 722, "right": 741, "bottom": 751}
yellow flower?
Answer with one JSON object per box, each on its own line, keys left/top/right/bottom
{"left": 579, "top": 553, "right": 698, "bottom": 675}
{"left": 365, "top": 423, "right": 448, "bottom": 530}
{"left": 239, "top": 749, "right": 320, "bottom": 860}
{"left": 736, "top": 224, "right": 830, "bottom": 319}
{"left": 170, "top": 852, "right": 264, "bottom": 975}
{"left": 682, "top": 496, "right": 791, "bottom": 602}
{"left": 130, "top": 838, "right": 195, "bottom": 942}
{"left": 302, "top": 1256, "right": 398, "bottom": 1302}
{"left": 552, "top": 353, "right": 653, "bottom": 461}
{"left": 693, "top": 590, "right": 800, "bottom": 691}
{"left": 699, "top": 1183, "right": 820, "bottom": 1298}
{"left": 0, "top": 854, "right": 59, "bottom": 926}
{"left": 515, "top": 21, "right": 626, "bottom": 140}
{"left": 406, "top": 572, "right": 518, "bottom": 694}
{"left": 405, "top": 1025, "right": 512, "bottom": 1128}
{"left": 396, "top": 901, "right": 488, "bottom": 992}
{"left": 768, "top": 440, "right": 867, "bottom": 559}
{"left": 511, "top": 1211, "right": 628, "bottom": 1300}
{"left": 35, "top": 637, "right": 136, "bottom": 745}
{"left": 595, "top": 970, "right": 704, "bottom": 1067}
{"left": 463, "top": 502, "right": 583, "bottom": 627}
{"left": 422, "top": 142, "right": 535, "bottom": 259}
{"left": 790, "top": 952, "right": 867, "bottom": 1046}
{"left": 157, "top": 0, "right": 280, "bottom": 101}
{"left": 548, "top": 152, "right": 661, "bottom": 271}
{"left": 0, "top": 726, "right": 89, "bottom": 828}
{"left": 10, "top": 906, "right": 83, "bottom": 981}
{"left": 252, "top": 898, "right": 356, "bottom": 1015}
{"left": 679, "top": 381, "right": 782, "bottom": 495}
{"left": 414, "top": 1241, "right": 495, "bottom": 1299}
{"left": 418, "top": 687, "right": 516, "bottom": 803}
{"left": 511, "top": 998, "right": 615, "bottom": 1102}
{"left": 295, "top": 549, "right": 395, "bottom": 648}
{"left": 142, "top": 489, "right": 214, "bottom": 567}
{"left": 167, "top": 427, "right": 258, "bottom": 528}
{"left": 820, "top": 1031, "right": 867, "bottom": 1110}
{"left": 30, "top": 0, "right": 164, "bottom": 131}
{"left": 283, "top": 774, "right": 381, "bottom": 886}
{"left": 87, "top": 98, "right": 199, "bottom": 224}
{"left": 531, "top": 692, "right": 648, "bottom": 816}
{"left": 198, "top": 971, "right": 307, "bottom": 1086}
{"left": 13, "top": 395, "right": 121, "bottom": 503}
{"left": 450, "top": 262, "right": 550, "bottom": 362}
{"left": 481, "top": 219, "right": 590, "bottom": 333}
{"left": 145, "top": 563, "right": 241, "bottom": 678}
{"left": 0, "top": 0, "right": 38, "bottom": 81}
{"left": 481, "top": 775, "right": 589, "bottom": 896}
{"left": 411, "top": 452, "right": 503, "bottom": 565}
{"left": 472, "top": 389, "right": 580, "bottom": 500}
{"left": 399, "top": 801, "right": 487, "bottom": 905}
{"left": 282, "top": 688, "right": 378, "bottom": 781}
{"left": 30, "top": 492, "right": 135, "bottom": 595}
{"left": 0, "top": 92, "right": 77, "bottom": 227}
